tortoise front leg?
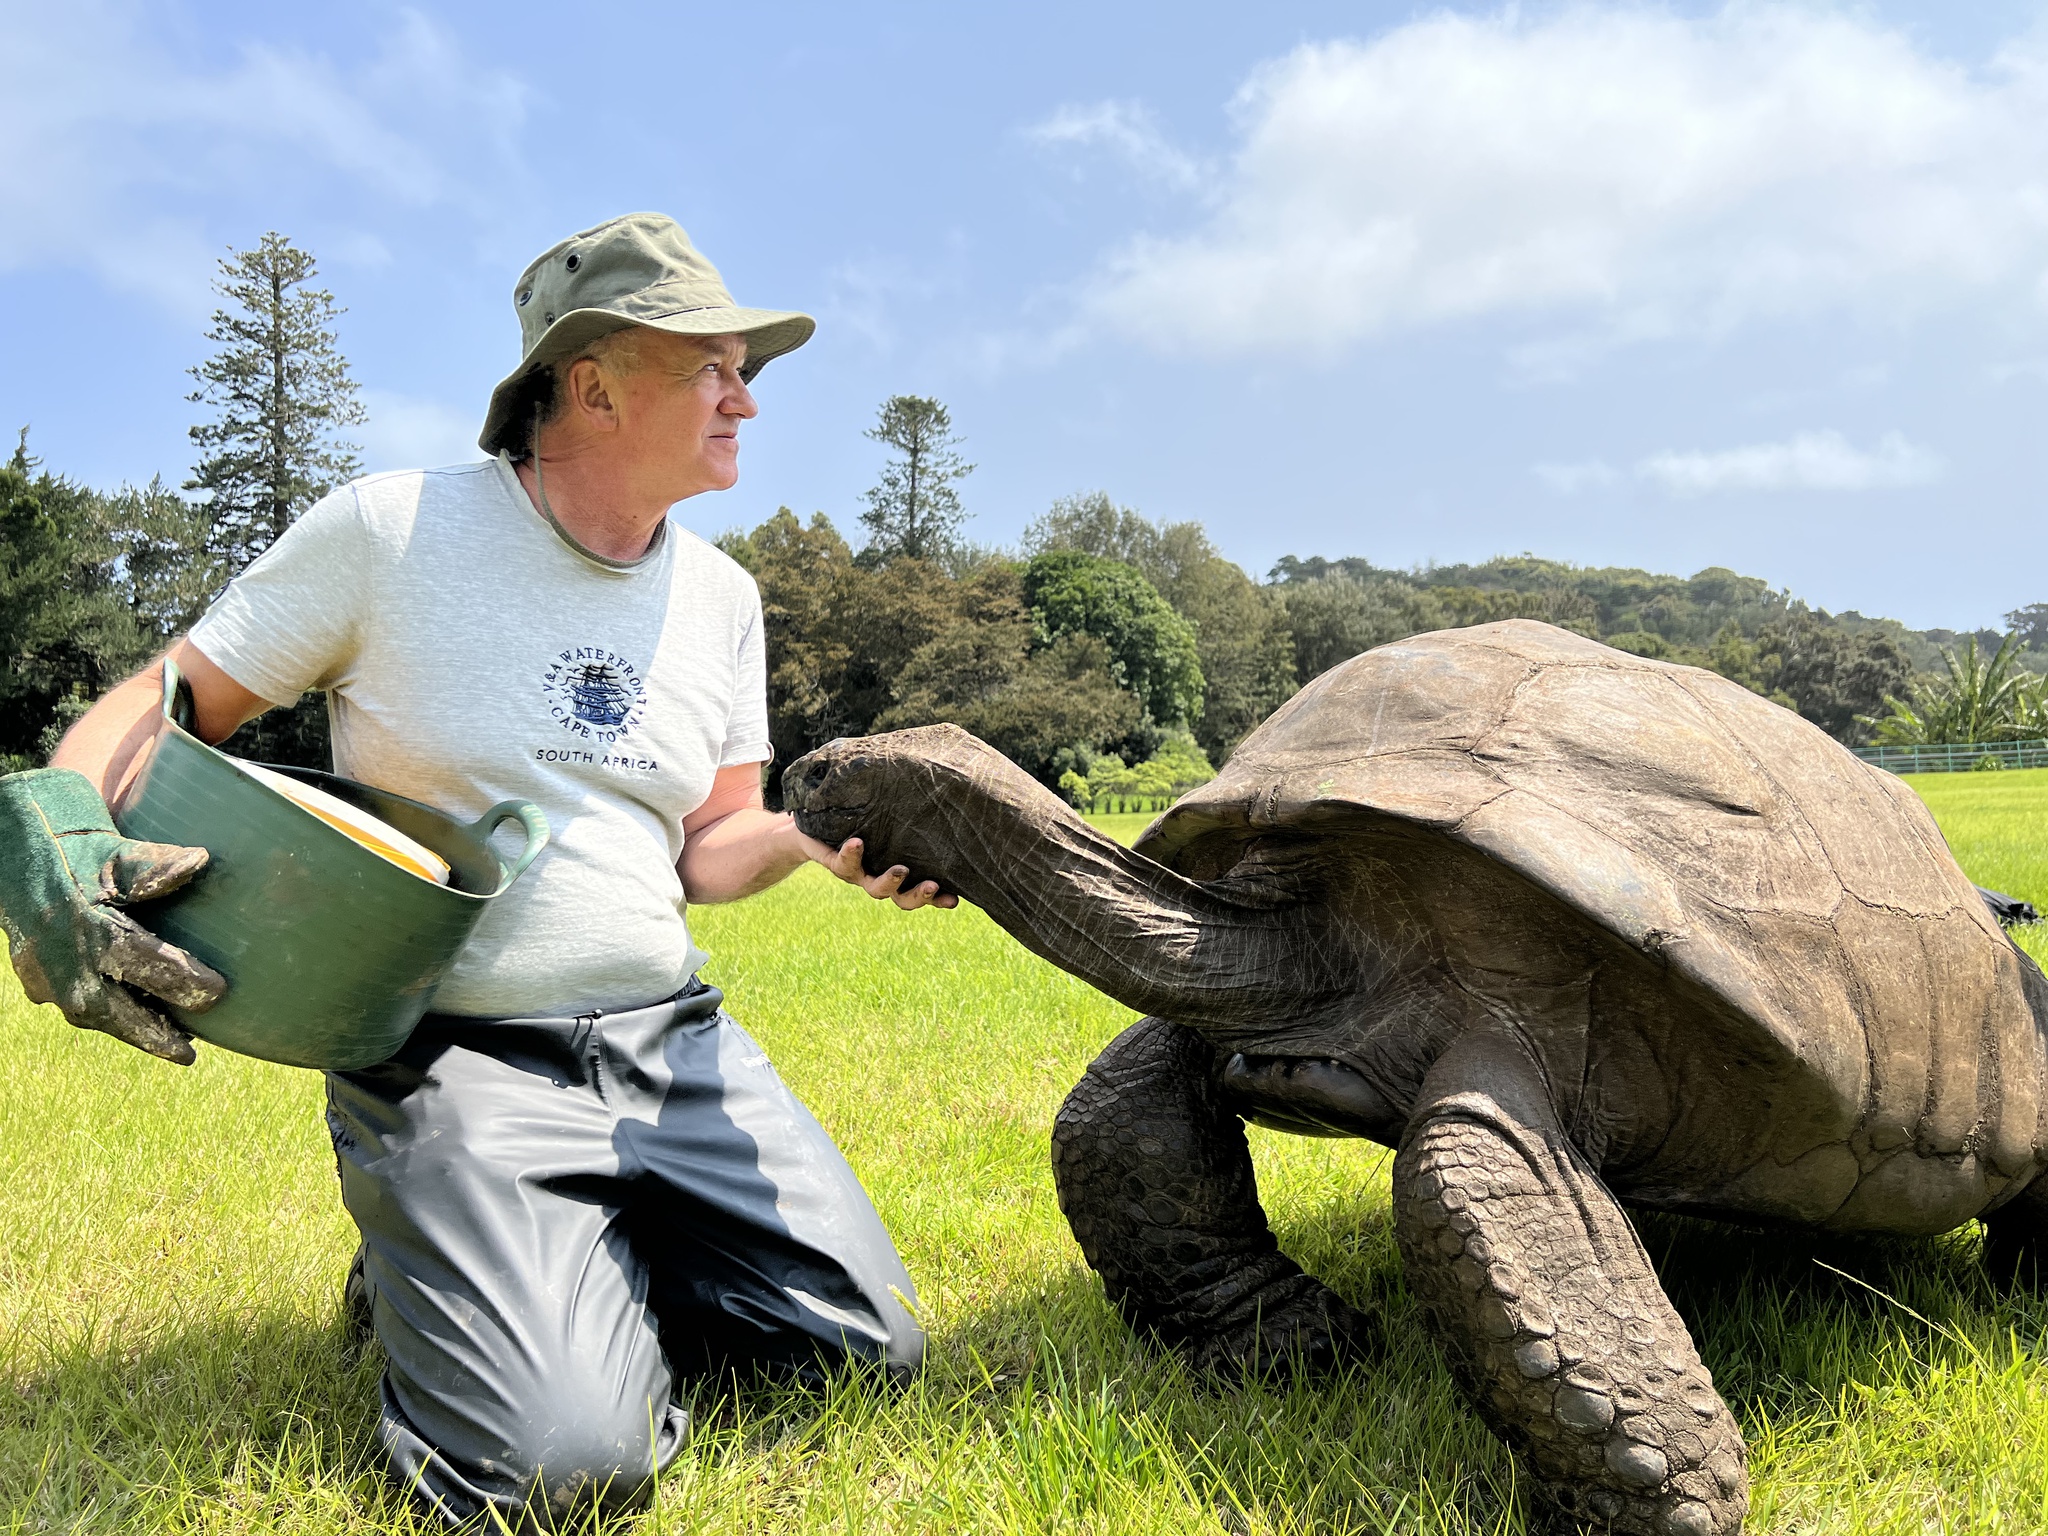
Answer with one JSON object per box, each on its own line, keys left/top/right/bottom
{"left": 1052, "top": 1017, "right": 1374, "bottom": 1374}
{"left": 1393, "top": 1024, "right": 1747, "bottom": 1536}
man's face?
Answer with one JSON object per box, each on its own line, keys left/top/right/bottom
{"left": 586, "top": 330, "right": 756, "bottom": 500}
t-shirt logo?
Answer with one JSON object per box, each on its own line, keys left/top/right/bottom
{"left": 541, "top": 646, "right": 648, "bottom": 743}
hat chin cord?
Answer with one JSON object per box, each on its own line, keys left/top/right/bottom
{"left": 527, "top": 401, "right": 663, "bottom": 571}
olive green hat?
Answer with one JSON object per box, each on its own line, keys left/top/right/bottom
{"left": 478, "top": 212, "right": 815, "bottom": 455}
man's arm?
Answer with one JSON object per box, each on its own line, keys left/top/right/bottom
{"left": 679, "top": 762, "right": 955, "bottom": 910}
{"left": 0, "top": 640, "right": 266, "bottom": 1063}
{"left": 52, "top": 640, "right": 274, "bottom": 804}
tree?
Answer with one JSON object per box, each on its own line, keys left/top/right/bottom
{"left": 1279, "top": 573, "right": 1442, "bottom": 681}
{"left": 183, "top": 234, "right": 365, "bottom": 771}
{"left": 1430, "top": 584, "right": 1600, "bottom": 636}
{"left": 1751, "top": 609, "right": 1910, "bottom": 744}
{"left": 1270, "top": 553, "right": 1788, "bottom": 653}
{"left": 725, "top": 509, "right": 966, "bottom": 769}
{"left": 2013, "top": 674, "right": 2048, "bottom": 739}
{"left": 880, "top": 628, "right": 1142, "bottom": 783}
{"left": 1026, "top": 494, "right": 1296, "bottom": 761}
{"left": 859, "top": 395, "right": 972, "bottom": 561}
{"left": 1023, "top": 551, "right": 1205, "bottom": 729}
{"left": 1161, "top": 559, "right": 1294, "bottom": 763}
{"left": 1060, "top": 730, "right": 1216, "bottom": 813}
{"left": 723, "top": 507, "right": 1158, "bottom": 791}
{"left": 1145, "top": 732, "right": 1216, "bottom": 798}
{"left": 2007, "top": 603, "right": 2048, "bottom": 653}
{"left": 1863, "top": 635, "right": 2037, "bottom": 746}
{"left": 107, "top": 476, "right": 222, "bottom": 638}
{"left": 0, "top": 435, "right": 149, "bottom": 768}
{"left": 1265, "top": 550, "right": 1932, "bottom": 741}
{"left": 721, "top": 509, "right": 866, "bottom": 764}
{"left": 187, "top": 232, "right": 363, "bottom": 572}
{"left": 1269, "top": 553, "right": 1402, "bottom": 586}
{"left": 1270, "top": 559, "right": 1604, "bottom": 682}
{"left": 1022, "top": 491, "right": 1161, "bottom": 569}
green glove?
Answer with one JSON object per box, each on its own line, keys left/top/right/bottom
{"left": 0, "top": 768, "right": 226, "bottom": 1064}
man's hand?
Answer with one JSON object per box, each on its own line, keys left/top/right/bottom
{"left": 678, "top": 762, "right": 955, "bottom": 909}
{"left": 800, "top": 833, "right": 956, "bottom": 911}
{"left": 0, "top": 768, "right": 226, "bottom": 1063}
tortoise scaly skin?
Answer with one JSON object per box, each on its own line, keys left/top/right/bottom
{"left": 786, "top": 620, "right": 2048, "bottom": 1536}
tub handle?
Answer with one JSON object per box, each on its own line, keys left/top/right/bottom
{"left": 160, "top": 656, "right": 198, "bottom": 734}
{"left": 473, "top": 801, "right": 551, "bottom": 894}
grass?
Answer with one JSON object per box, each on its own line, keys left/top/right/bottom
{"left": 1902, "top": 768, "right": 2048, "bottom": 937}
{"left": 2, "top": 783, "right": 2045, "bottom": 1534}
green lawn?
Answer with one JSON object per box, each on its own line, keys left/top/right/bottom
{"left": 1901, "top": 768, "right": 2048, "bottom": 924}
{"left": 3, "top": 782, "right": 2045, "bottom": 1534}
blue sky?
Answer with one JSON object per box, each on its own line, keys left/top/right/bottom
{"left": 4, "top": 0, "right": 2045, "bottom": 629}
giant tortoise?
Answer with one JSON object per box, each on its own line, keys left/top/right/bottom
{"left": 783, "top": 619, "right": 2048, "bottom": 1536}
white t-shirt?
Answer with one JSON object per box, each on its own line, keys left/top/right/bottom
{"left": 188, "top": 455, "right": 770, "bottom": 1017}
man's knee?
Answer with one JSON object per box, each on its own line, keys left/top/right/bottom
{"left": 381, "top": 1374, "right": 681, "bottom": 1528}
{"left": 822, "top": 1317, "right": 924, "bottom": 1387}
{"left": 494, "top": 1407, "right": 662, "bottom": 1519}
{"left": 878, "top": 1314, "right": 926, "bottom": 1378}
{"left": 795, "top": 1282, "right": 926, "bottom": 1382}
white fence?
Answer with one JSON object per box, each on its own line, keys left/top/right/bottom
{"left": 1854, "top": 739, "right": 2048, "bottom": 774}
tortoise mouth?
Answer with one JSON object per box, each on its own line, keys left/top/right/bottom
{"left": 790, "top": 799, "right": 870, "bottom": 839}
{"left": 780, "top": 754, "right": 871, "bottom": 848}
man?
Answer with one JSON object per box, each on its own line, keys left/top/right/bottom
{"left": 0, "top": 213, "right": 944, "bottom": 1526}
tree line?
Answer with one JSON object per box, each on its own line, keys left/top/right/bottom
{"left": 3, "top": 233, "right": 357, "bottom": 772}
{"left": 8, "top": 235, "right": 2046, "bottom": 790}
{"left": 724, "top": 482, "right": 2048, "bottom": 802}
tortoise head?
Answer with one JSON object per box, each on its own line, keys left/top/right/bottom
{"left": 781, "top": 737, "right": 875, "bottom": 854}
{"left": 783, "top": 724, "right": 1033, "bottom": 884}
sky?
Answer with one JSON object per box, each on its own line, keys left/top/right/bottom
{"left": 3, "top": 0, "right": 2045, "bottom": 631}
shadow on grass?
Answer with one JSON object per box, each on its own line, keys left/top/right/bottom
{"left": 895, "top": 1179, "right": 2048, "bottom": 1534}
{"left": 841, "top": 1192, "right": 1530, "bottom": 1536}
{"left": 0, "top": 1308, "right": 406, "bottom": 1532}
{"left": 681, "top": 1206, "right": 2048, "bottom": 1534}
{"left": 656, "top": 1256, "right": 1511, "bottom": 1536}
{"left": 1638, "top": 1211, "right": 2048, "bottom": 1420}
{"left": 12, "top": 1203, "right": 2038, "bottom": 1535}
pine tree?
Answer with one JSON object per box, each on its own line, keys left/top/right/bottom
{"left": 859, "top": 395, "right": 973, "bottom": 561}
{"left": 187, "top": 232, "right": 364, "bottom": 570}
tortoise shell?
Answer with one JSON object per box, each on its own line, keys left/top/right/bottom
{"left": 1138, "top": 620, "right": 2046, "bottom": 1229}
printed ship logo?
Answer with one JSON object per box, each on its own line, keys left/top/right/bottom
{"left": 566, "top": 666, "right": 632, "bottom": 726}
{"left": 541, "top": 647, "right": 647, "bottom": 743}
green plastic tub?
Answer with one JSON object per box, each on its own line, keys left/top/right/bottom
{"left": 113, "top": 660, "right": 548, "bottom": 1070}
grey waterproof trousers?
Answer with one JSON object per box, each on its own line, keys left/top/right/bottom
{"left": 324, "top": 981, "right": 923, "bottom": 1528}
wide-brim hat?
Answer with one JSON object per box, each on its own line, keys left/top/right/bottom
{"left": 478, "top": 212, "right": 815, "bottom": 455}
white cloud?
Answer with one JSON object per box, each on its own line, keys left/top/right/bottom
{"left": 1534, "top": 459, "right": 1622, "bottom": 493}
{"left": 1638, "top": 430, "right": 1942, "bottom": 495}
{"left": 1539, "top": 429, "right": 1943, "bottom": 495}
{"left": 1027, "top": 100, "right": 1205, "bottom": 191}
{"left": 356, "top": 390, "right": 486, "bottom": 475}
{"left": 825, "top": 247, "right": 971, "bottom": 354}
{"left": 1075, "top": 5, "right": 2048, "bottom": 357}
{"left": 0, "top": 2, "right": 529, "bottom": 316}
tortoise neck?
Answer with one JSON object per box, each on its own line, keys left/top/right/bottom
{"left": 889, "top": 775, "right": 1319, "bottom": 1028}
